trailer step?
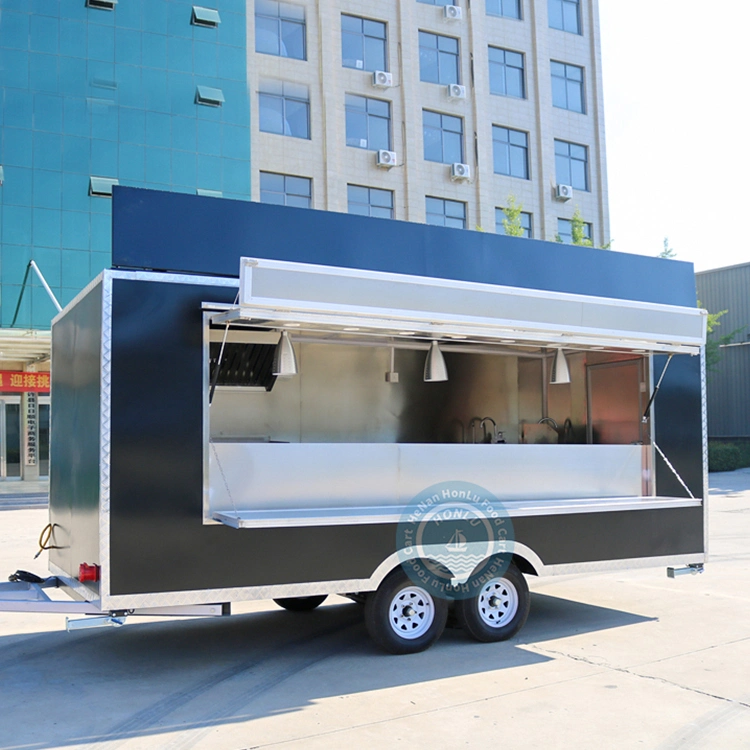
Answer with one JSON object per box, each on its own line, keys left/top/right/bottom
{"left": 667, "top": 564, "right": 704, "bottom": 578}
{"left": 66, "top": 615, "right": 127, "bottom": 631}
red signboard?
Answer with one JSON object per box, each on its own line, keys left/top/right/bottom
{"left": 0, "top": 371, "right": 51, "bottom": 393}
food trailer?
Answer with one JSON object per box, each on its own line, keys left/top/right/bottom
{"left": 2, "top": 188, "right": 707, "bottom": 654}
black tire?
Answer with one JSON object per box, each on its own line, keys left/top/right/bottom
{"left": 364, "top": 567, "right": 448, "bottom": 655}
{"left": 273, "top": 595, "right": 328, "bottom": 612}
{"left": 455, "top": 561, "right": 530, "bottom": 643}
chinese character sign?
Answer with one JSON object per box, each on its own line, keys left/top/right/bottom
{"left": 25, "top": 392, "right": 38, "bottom": 467}
{"left": 0, "top": 371, "right": 50, "bottom": 393}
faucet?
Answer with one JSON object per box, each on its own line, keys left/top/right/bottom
{"left": 538, "top": 417, "right": 559, "bottom": 431}
{"left": 480, "top": 417, "right": 497, "bottom": 444}
{"left": 469, "top": 417, "right": 482, "bottom": 444}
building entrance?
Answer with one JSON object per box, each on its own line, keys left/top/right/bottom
{"left": 0, "top": 396, "right": 50, "bottom": 480}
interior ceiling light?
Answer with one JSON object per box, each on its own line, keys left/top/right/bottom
{"left": 550, "top": 348, "right": 570, "bottom": 385}
{"left": 424, "top": 341, "right": 448, "bottom": 382}
{"left": 272, "top": 331, "right": 298, "bottom": 377}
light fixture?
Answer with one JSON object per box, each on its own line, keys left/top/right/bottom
{"left": 424, "top": 341, "right": 448, "bottom": 382}
{"left": 272, "top": 331, "right": 298, "bottom": 377}
{"left": 550, "top": 348, "right": 570, "bottom": 384}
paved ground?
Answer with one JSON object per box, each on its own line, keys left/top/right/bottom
{"left": 0, "top": 479, "right": 49, "bottom": 510}
{"left": 0, "top": 472, "right": 749, "bottom": 750}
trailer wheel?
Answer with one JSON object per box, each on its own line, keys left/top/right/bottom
{"left": 273, "top": 595, "right": 327, "bottom": 612}
{"left": 365, "top": 567, "right": 448, "bottom": 654}
{"left": 455, "top": 562, "right": 530, "bottom": 643}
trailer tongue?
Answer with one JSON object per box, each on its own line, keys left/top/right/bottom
{"left": 1, "top": 189, "right": 707, "bottom": 653}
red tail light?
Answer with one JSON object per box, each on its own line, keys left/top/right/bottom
{"left": 78, "top": 563, "right": 100, "bottom": 583}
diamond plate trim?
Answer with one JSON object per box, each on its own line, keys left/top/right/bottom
{"left": 100, "top": 272, "right": 113, "bottom": 603}
{"left": 701, "top": 345, "right": 709, "bottom": 560}
{"left": 542, "top": 553, "right": 706, "bottom": 577}
{"left": 102, "top": 578, "right": 374, "bottom": 611}
{"left": 99, "top": 544, "right": 546, "bottom": 610}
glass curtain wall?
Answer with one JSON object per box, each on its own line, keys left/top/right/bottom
{"left": 0, "top": 0, "right": 251, "bottom": 328}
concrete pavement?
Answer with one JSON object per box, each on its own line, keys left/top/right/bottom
{"left": 0, "top": 471, "right": 748, "bottom": 749}
{"left": 0, "top": 479, "right": 49, "bottom": 510}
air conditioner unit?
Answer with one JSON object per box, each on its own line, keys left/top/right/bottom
{"left": 376, "top": 150, "right": 397, "bottom": 168}
{"left": 443, "top": 5, "right": 462, "bottom": 20}
{"left": 556, "top": 184, "right": 573, "bottom": 201}
{"left": 451, "top": 163, "right": 471, "bottom": 181}
{"left": 447, "top": 84, "right": 466, "bottom": 99}
{"left": 372, "top": 70, "right": 393, "bottom": 88}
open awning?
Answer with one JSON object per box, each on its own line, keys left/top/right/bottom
{"left": 211, "top": 258, "right": 707, "bottom": 354}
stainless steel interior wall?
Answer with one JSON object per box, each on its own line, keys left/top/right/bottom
{"left": 210, "top": 344, "right": 522, "bottom": 444}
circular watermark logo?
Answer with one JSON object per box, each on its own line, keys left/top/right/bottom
{"left": 396, "top": 481, "right": 515, "bottom": 600}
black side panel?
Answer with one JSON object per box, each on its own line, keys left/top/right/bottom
{"left": 49, "top": 282, "right": 102, "bottom": 581}
{"left": 513, "top": 507, "right": 703, "bottom": 566}
{"left": 653, "top": 354, "right": 704, "bottom": 499}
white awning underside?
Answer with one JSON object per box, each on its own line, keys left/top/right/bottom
{"left": 212, "top": 258, "right": 707, "bottom": 354}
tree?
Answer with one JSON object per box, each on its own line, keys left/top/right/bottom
{"left": 699, "top": 301, "right": 743, "bottom": 372}
{"left": 555, "top": 208, "right": 612, "bottom": 248}
{"left": 659, "top": 237, "right": 677, "bottom": 259}
{"left": 570, "top": 207, "right": 593, "bottom": 247}
{"left": 501, "top": 195, "right": 525, "bottom": 237}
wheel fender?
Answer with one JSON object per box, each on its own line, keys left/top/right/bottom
{"left": 367, "top": 542, "right": 543, "bottom": 590}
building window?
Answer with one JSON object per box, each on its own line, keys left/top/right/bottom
{"left": 255, "top": 0, "right": 306, "bottom": 60}
{"left": 348, "top": 185, "right": 394, "bottom": 219}
{"left": 558, "top": 217, "right": 591, "bottom": 244}
{"left": 555, "top": 139, "right": 588, "bottom": 190}
{"left": 260, "top": 172, "right": 312, "bottom": 208}
{"left": 548, "top": 0, "right": 581, "bottom": 34}
{"left": 486, "top": 0, "right": 521, "bottom": 19}
{"left": 259, "top": 80, "right": 310, "bottom": 139}
{"left": 492, "top": 126, "right": 529, "bottom": 179}
{"left": 426, "top": 197, "right": 466, "bottom": 228}
{"left": 419, "top": 31, "right": 460, "bottom": 85}
{"left": 418, "top": 0, "right": 455, "bottom": 6}
{"left": 345, "top": 95, "right": 391, "bottom": 151}
{"left": 551, "top": 61, "right": 584, "bottom": 113}
{"left": 495, "top": 207, "right": 532, "bottom": 237}
{"left": 341, "top": 15, "right": 387, "bottom": 72}
{"left": 488, "top": 47, "right": 525, "bottom": 99}
{"left": 423, "top": 110, "right": 463, "bottom": 164}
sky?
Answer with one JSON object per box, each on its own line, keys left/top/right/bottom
{"left": 598, "top": 1, "right": 750, "bottom": 271}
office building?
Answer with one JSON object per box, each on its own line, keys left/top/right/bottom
{"left": 0, "top": 0, "right": 609, "bottom": 478}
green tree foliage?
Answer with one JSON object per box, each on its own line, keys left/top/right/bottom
{"left": 570, "top": 207, "right": 593, "bottom": 247}
{"left": 555, "top": 208, "right": 611, "bottom": 248}
{"left": 501, "top": 195, "right": 526, "bottom": 237}
{"left": 659, "top": 237, "right": 677, "bottom": 258}
{"left": 699, "top": 300, "right": 743, "bottom": 372}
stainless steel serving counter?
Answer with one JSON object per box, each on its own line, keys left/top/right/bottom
{"left": 205, "top": 443, "right": 685, "bottom": 528}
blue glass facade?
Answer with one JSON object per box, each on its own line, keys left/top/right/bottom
{"left": 0, "top": 0, "right": 250, "bottom": 328}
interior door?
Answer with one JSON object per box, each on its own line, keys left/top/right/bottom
{"left": 587, "top": 360, "right": 645, "bottom": 444}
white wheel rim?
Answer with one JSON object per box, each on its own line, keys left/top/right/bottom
{"left": 388, "top": 586, "right": 436, "bottom": 640}
{"left": 476, "top": 577, "right": 519, "bottom": 628}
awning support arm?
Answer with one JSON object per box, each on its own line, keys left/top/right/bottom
{"left": 11, "top": 261, "right": 63, "bottom": 327}
{"left": 642, "top": 353, "right": 674, "bottom": 423}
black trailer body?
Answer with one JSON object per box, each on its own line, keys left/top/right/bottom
{"left": 41, "top": 188, "right": 706, "bottom": 650}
